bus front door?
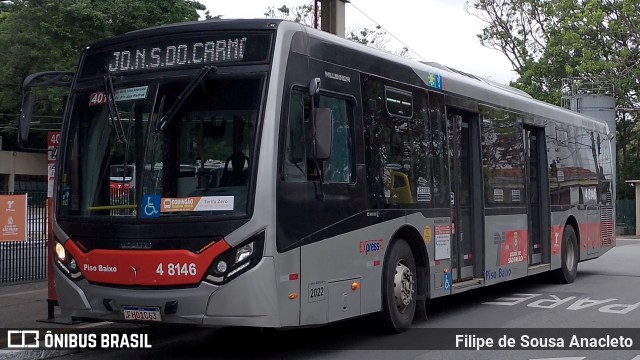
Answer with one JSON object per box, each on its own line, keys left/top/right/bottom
{"left": 449, "top": 109, "right": 483, "bottom": 284}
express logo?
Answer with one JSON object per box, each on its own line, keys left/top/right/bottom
{"left": 359, "top": 240, "right": 384, "bottom": 255}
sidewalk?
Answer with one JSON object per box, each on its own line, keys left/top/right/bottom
{"left": 616, "top": 236, "right": 640, "bottom": 240}
{"left": 0, "top": 280, "right": 63, "bottom": 330}
{"left": 0, "top": 280, "right": 91, "bottom": 359}
{"left": 0, "top": 281, "right": 151, "bottom": 359}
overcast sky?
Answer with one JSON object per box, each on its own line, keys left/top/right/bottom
{"left": 198, "top": 0, "right": 518, "bottom": 84}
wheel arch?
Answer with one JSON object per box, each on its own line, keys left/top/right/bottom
{"left": 388, "top": 225, "right": 429, "bottom": 299}
{"left": 564, "top": 215, "right": 580, "bottom": 262}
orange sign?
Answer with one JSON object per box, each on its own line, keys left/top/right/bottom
{"left": 1, "top": 194, "right": 27, "bottom": 242}
{"left": 160, "top": 196, "right": 234, "bottom": 212}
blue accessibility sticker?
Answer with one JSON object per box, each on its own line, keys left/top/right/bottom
{"left": 141, "top": 194, "right": 161, "bottom": 218}
{"left": 444, "top": 272, "right": 451, "bottom": 291}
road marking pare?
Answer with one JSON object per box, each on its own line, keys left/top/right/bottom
{"left": 484, "top": 293, "right": 640, "bottom": 314}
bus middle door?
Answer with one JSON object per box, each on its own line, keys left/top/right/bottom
{"left": 448, "top": 108, "right": 484, "bottom": 285}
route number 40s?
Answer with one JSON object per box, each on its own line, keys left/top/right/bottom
{"left": 155, "top": 263, "right": 197, "bottom": 276}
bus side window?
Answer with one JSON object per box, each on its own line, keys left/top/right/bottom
{"left": 283, "top": 90, "right": 309, "bottom": 182}
{"left": 283, "top": 90, "right": 354, "bottom": 184}
{"left": 318, "top": 95, "right": 354, "bottom": 184}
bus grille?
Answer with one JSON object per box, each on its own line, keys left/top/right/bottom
{"left": 601, "top": 206, "right": 614, "bottom": 246}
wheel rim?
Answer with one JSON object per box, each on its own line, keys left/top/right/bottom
{"left": 566, "top": 238, "right": 575, "bottom": 270}
{"left": 393, "top": 260, "right": 415, "bottom": 312}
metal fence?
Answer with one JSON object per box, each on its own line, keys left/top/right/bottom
{"left": 0, "top": 192, "right": 48, "bottom": 284}
{"left": 616, "top": 198, "right": 636, "bottom": 235}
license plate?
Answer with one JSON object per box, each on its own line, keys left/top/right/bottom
{"left": 122, "top": 306, "right": 162, "bottom": 322}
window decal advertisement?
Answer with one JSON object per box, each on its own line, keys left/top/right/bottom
{"left": 160, "top": 196, "right": 234, "bottom": 212}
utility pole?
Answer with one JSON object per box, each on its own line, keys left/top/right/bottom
{"left": 320, "top": 0, "right": 348, "bottom": 37}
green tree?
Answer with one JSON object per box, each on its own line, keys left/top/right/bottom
{"left": 469, "top": 0, "right": 640, "bottom": 199}
{"left": 0, "top": 0, "right": 205, "bottom": 149}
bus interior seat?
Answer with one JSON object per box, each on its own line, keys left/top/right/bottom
{"left": 219, "top": 152, "right": 249, "bottom": 187}
{"left": 388, "top": 170, "right": 413, "bottom": 204}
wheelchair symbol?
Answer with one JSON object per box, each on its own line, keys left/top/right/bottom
{"left": 144, "top": 197, "right": 158, "bottom": 216}
{"left": 142, "top": 195, "right": 160, "bottom": 218}
{"left": 444, "top": 272, "right": 451, "bottom": 290}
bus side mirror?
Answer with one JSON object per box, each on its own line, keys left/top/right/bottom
{"left": 313, "top": 108, "right": 332, "bottom": 160}
{"left": 17, "top": 71, "right": 74, "bottom": 150}
{"left": 309, "top": 78, "right": 321, "bottom": 95}
{"left": 18, "top": 91, "right": 35, "bottom": 146}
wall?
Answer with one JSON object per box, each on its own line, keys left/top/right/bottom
{"left": 0, "top": 151, "right": 47, "bottom": 192}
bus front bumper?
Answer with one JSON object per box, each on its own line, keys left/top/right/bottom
{"left": 53, "top": 257, "right": 280, "bottom": 327}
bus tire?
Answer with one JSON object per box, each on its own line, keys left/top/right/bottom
{"left": 554, "top": 225, "right": 578, "bottom": 284}
{"left": 380, "top": 239, "right": 416, "bottom": 333}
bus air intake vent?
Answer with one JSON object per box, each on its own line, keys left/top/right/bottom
{"left": 600, "top": 206, "right": 614, "bottom": 245}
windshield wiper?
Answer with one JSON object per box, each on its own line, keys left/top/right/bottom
{"left": 103, "top": 74, "right": 127, "bottom": 143}
{"left": 155, "top": 66, "right": 216, "bottom": 133}
{"left": 141, "top": 91, "right": 164, "bottom": 197}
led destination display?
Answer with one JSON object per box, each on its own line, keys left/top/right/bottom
{"left": 80, "top": 32, "right": 272, "bottom": 77}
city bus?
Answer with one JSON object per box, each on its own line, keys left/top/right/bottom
{"left": 109, "top": 164, "right": 135, "bottom": 216}
{"left": 20, "top": 18, "right": 614, "bottom": 331}
{"left": 110, "top": 164, "right": 135, "bottom": 191}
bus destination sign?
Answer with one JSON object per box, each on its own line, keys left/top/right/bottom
{"left": 82, "top": 33, "right": 271, "bottom": 77}
{"left": 108, "top": 38, "right": 247, "bottom": 72}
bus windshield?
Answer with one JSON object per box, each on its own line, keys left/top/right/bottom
{"left": 59, "top": 74, "right": 262, "bottom": 219}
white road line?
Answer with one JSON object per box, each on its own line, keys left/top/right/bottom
{"left": 529, "top": 357, "right": 585, "bottom": 360}
{"left": 0, "top": 288, "right": 46, "bottom": 298}
{"left": 0, "top": 349, "right": 21, "bottom": 357}
{"left": 74, "top": 321, "right": 113, "bottom": 329}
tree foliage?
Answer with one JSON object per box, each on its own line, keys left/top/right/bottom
{"left": 265, "top": 1, "right": 409, "bottom": 57}
{"left": 0, "top": 0, "right": 205, "bottom": 149}
{"left": 469, "top": 0, "right": 640, "bottom": 199}
{"left": 264, "top": 4, "right": 316, "bottom": 25}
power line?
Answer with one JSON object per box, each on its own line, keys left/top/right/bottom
{"left": 347, "top": 0, "right": 427, "bottom": 61}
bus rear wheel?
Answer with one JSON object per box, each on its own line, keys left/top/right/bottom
{"left": 380, "top": 239, "right": 416, "bottom": 333}
{"left": 553, "top": 225, "right": 578, "bottom": 284}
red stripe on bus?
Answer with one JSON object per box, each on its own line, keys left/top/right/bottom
{"left": 64, "top": 240, "right": 230, "bottom": 286}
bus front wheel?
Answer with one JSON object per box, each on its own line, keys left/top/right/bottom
{"left": 380, "top": 239, "right": 416, "bottom": 332}
{"left": 554, "top": 225, "right": 578, "bottom": 284}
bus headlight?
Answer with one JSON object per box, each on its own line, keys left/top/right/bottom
{"left": 234, "top": 242, "right": 254, "bottom": 263}
{"left": 54, "top": 241, "right": 83, "bottom": 281}
{"left": 55, "top": 242, "right": 66, "bottom": 262}
{"left": 206, "top": 231, "right": 264, "bottom": 285}
{"left": 215, "top": 260, "right": 228, "bottom": 274}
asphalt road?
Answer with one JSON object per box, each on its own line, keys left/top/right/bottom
{"left": 12, "top": 239, "right": 640, "bottom": 360}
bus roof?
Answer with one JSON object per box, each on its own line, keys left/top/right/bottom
{"left": 83, "top": 18, "right": 610, "bottom": 135}
{"left": 296, "top": 23, "right": 610, "bottom": 135}
{"left": 85, "top": 18, "right": 283, "bottom": 50}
